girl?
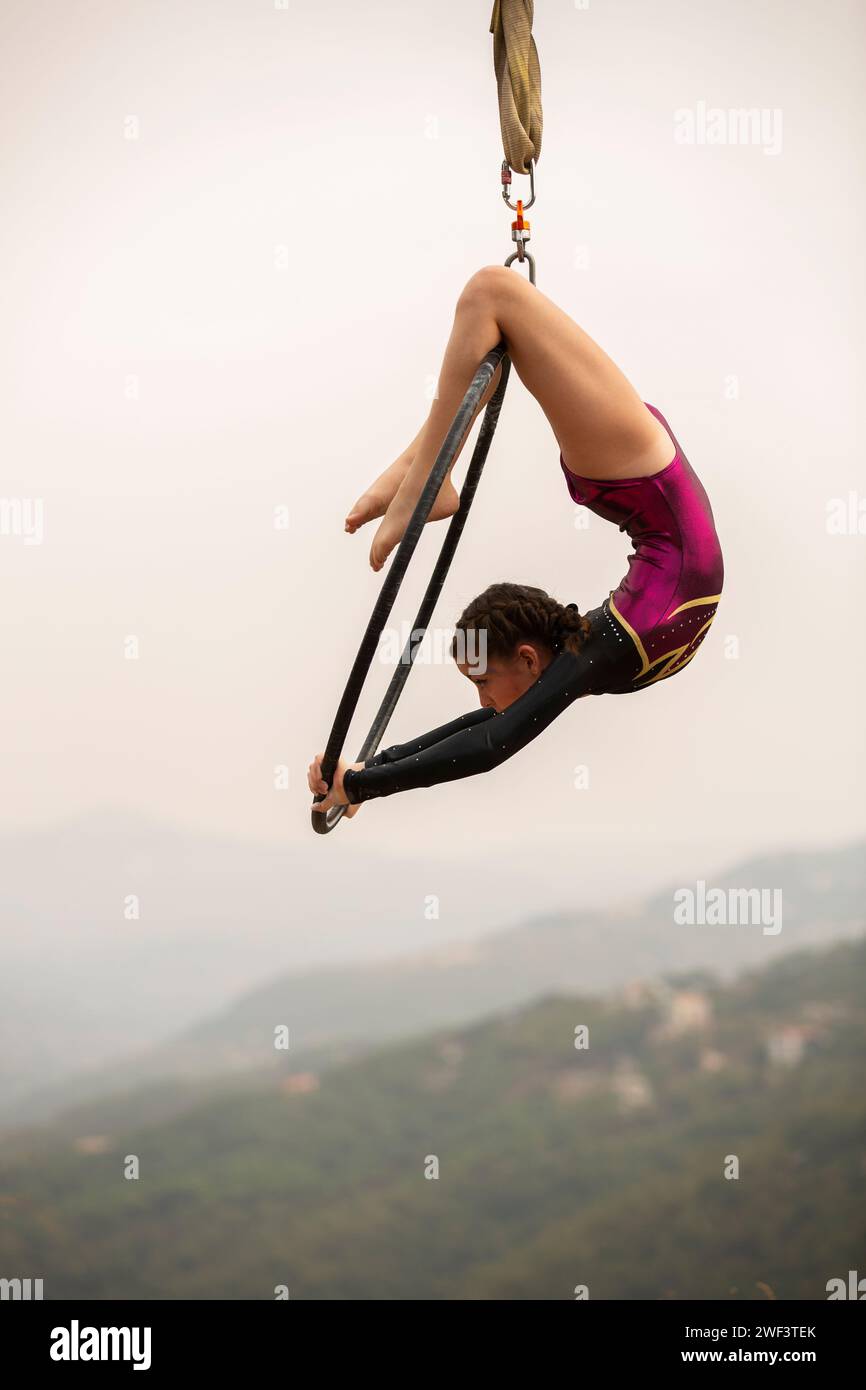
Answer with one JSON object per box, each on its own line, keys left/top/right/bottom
{"left": 308, "top": 266, "right": 723, "bottom": 815}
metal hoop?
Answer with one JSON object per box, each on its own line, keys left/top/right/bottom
{"left": 311, "top": 333, "right": 514, "bottom": 833}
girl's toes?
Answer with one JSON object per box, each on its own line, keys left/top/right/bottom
{"left": 346, "top": 493, "right": 378, "bottom": 532}
{"left": 369, "top": 519, "right": 394, "bottom": 571}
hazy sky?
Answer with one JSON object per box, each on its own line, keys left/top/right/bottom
{"left": 1, "top": 0, "right": 863, "bottom": 901}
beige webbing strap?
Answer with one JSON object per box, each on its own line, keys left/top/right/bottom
{"left": 489, "top": 0, "right": 543, "bottom": 175}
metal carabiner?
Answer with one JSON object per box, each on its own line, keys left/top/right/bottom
{"left": 504, "top": 249, "right": 536, "bottom": 285}
{"left": 500, "top": 157, "right": 536, "bottom": 212}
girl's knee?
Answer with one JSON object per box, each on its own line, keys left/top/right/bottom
{"left": 458, "top": 264, "right": 517, "bottom": 310}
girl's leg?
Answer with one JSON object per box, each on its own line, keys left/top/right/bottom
{"left": 345, "top": 363, "right": 503, "bottom": 535}
{"left": 369, "top": 265, "right": 673, "bottom": 571}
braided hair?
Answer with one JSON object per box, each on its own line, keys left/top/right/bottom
{"left": 449, "top": 582, "right": 593, "bottom": 665}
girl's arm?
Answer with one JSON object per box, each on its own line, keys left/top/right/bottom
{"left": 342, "top": 621, "right": 621, "bottom": 804}
{"left": 361, "top": 706, "right": 496, "bottom": 769}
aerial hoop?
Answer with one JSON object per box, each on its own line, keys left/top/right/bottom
{"left": 311, "top": 340, "right": 511, "bottom": 834}
{"left": 311, "top": 4, "right": 543, "bottom": 833}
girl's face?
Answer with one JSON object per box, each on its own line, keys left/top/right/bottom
{"left": 456, "top": 642, "right": 553, "bottom": 712}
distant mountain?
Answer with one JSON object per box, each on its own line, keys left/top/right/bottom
{"left": 0, "top": 806, "right": 552, "bottom": 1111}
{"left": 0, "top": 935, "right": 863, "bottom": 1299}
{"left": 3, "top": 838, "right": 863, "bottom": 1133}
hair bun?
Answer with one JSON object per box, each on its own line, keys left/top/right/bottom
{"left": 552, "top": 601, "right": 592, "bottom": 653}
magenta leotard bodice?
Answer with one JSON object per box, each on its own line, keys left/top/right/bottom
{"left": 559, "top": 403, "right": 724, "bottom": 690}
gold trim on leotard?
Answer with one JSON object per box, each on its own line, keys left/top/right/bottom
{"left": 665, "top": 594, "right": 723, "bottom": 619}
{"left": 608, "top": 593, "right": 721, "bottom": 688}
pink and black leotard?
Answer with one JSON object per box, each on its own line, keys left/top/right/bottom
{"left": 343, "top": 404, "right": 724, "bottom": 804}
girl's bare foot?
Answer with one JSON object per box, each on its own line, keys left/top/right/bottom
{"left": 369, "top": 475, "right": 460, "bottom": 572}
{"left": 345, "top": 453, "right": 413, "bottom": 534}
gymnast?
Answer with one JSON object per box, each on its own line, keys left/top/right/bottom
{"left": 308, "top": 267, "right": 723, "bottom": 816}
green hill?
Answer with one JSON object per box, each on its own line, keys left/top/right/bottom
{"left": 7, "top": 839, "right": 864, "bottom": 1132}
{"left": 0, "top": 935, "right": 863, "bottom": 1299}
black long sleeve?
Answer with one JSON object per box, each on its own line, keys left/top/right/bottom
{"left": 361, "top": 706, "right": 496, "bottom": 769}
{"left": 342, "top": 603, "right": 634, "bottom": 803}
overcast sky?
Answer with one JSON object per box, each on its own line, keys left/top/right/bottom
{"left": 1, "top": 0, "right": 863, "bottom": 909}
